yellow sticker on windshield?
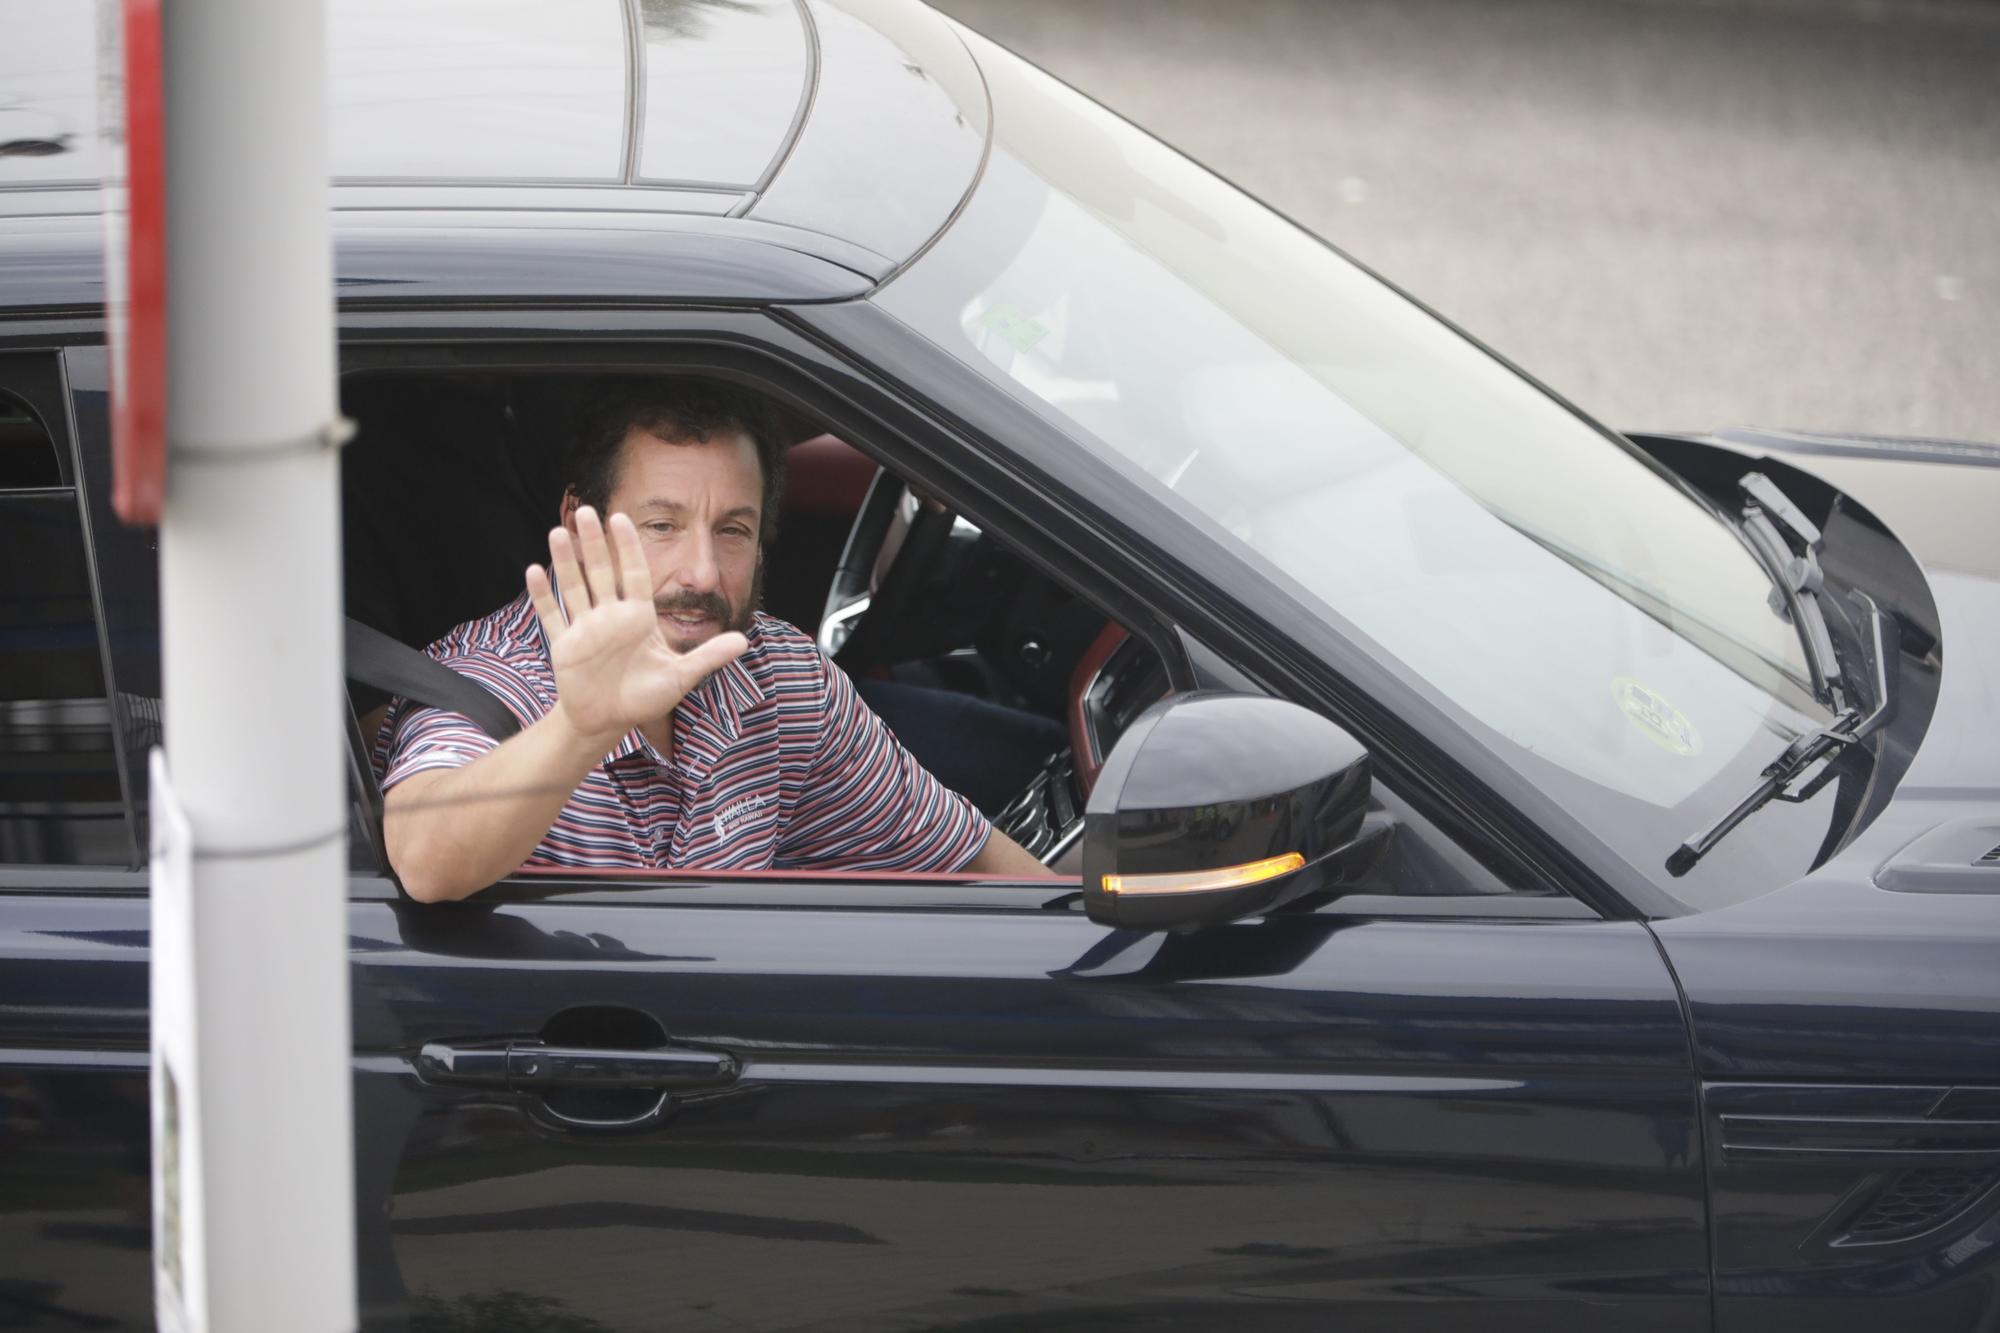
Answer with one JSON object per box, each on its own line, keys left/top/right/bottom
{"left": 1613, "top": 677, "right": 1702, "bottom": 756}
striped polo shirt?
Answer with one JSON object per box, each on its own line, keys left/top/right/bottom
{"left": 373, "top": 592, "right": 990, "bottom": 874}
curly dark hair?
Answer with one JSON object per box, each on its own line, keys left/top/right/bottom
{"left": 564, "top": 379, "right": 787, "bottom": 543}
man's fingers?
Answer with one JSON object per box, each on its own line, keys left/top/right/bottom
{"left": 678, "top": 630, "right": 748, "bottom": 683}
{"left": 525, "top": 563, "right": 567, "bottom": 641}
{"left": 548, "top": 525, "right": 587, "bottom": 611}
{"left": 607, "top": 512, "right": 647, "bottom": 602}
{"left": 573, "top": 505, "right": 617, "bottom": 607}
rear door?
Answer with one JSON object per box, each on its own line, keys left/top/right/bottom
{"left": 354, "top": 870, "right": 1709, "bottom": 1332}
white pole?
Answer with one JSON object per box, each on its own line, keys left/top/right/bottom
{"left": 156, "top": 0, "right": 355, "bottom": 1324}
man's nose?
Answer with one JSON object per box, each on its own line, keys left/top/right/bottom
{"left": 674, "top": 529, "right": 720, "bottom": 592}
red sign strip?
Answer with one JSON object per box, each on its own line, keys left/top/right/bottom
{"left": 112, "top": 0, "right": 166, "bottom": 526}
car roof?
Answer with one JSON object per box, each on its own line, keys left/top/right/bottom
{"left": 0, "top": 0, "right": 989, "bottom": 312}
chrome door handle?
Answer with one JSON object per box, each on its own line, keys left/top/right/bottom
{"left": 416, "top": 1039, "right": 738, "bottom": 1091}
{"left": 513, "top": 1042, "right": 737, "bottom": 1089}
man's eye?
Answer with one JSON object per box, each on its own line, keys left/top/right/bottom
{"left": 720, "top": 526, "right": 752, "bottom": 541}
{"left": 645, "top": 521, "right": 676, "bottom": 536}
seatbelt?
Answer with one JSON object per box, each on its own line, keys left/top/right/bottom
{"left": 343, "top": 616, "right": 522, "bottom": 740}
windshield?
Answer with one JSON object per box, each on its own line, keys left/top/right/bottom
{"left": 876, "top": 28, "right": 1840, "bottom": 910}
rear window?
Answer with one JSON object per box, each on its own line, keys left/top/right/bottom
{"left": 0, "top": 363, "right": 132, "bottom": 866}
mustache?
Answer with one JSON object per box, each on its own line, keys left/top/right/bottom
{"left": 654, "top": 591, "right": 730, "bottom": 620}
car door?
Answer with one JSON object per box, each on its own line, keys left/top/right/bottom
{"left": 321, "top": 318, "right": 1706, "bottom": 1331}
{"left": 352, "top": 867, "right": 1706, "bottom": 1333}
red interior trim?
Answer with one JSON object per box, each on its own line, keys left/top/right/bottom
{"left": 784, "top": 433, "right": 876, "bottom": 515}
{"left": 1068, "top": 621, "right": 1128, "bottom": 800}
{"left": 515, "top": 864, "right": 1078, "bottom": 885}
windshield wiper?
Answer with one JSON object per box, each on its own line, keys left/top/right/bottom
{"left": 1664, "top": 474, "right": 1896, "bottom": 877}
{"left": 1737, "top": 471, "right": 1845, "bottom": 710}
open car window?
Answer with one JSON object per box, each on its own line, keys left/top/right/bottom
{"left": 337, "top": 360, "right": 1574, "bottom": 914}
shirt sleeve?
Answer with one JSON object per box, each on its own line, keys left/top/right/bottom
{"left": 376, "top": 700, "right": 502, "bottom": 791}
{"left": 777, "top": 658, "right": 991, "bottom": 872}
{"left": 373, "top": 649, "right": 539, "bottom": 792}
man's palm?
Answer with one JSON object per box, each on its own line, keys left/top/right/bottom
{"left": 525, "top": 507, "right": 746, "bottom": 743}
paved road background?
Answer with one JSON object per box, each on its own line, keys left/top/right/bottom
{"left": 933, "top": 0, "right": 1999, "bottom": 443}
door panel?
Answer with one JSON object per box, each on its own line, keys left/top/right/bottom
{"left": 0, "top": 889, "right": 153, "bottom": 1332}
{"left": 353, "top": 889, "right": 1708, "bottom": 1332}
{"left": 0, "top": 886, "right": 1707, "bottom": 1330}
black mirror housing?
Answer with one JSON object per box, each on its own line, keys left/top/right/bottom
{"left": 1081, "top": 692, "right": 1371, "bottom": 931}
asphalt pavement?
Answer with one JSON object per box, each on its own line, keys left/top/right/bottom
{"left": 934, "top": 0, "right": 2000, "bottom": 444}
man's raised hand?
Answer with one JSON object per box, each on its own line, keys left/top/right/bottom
{"left": 524, "top": 506, "right": 747, "bottom": 744}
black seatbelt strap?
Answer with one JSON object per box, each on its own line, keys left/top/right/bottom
{"left": 344, "top": 616, "right": 522, "bottom": 741}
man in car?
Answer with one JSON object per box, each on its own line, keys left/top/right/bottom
{"left": 377, "top": 381, "right": 1049, "bottom": 901}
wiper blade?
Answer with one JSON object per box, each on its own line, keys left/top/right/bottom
{"left": 1666, "top": 594, "right": 1896, "bottom": 877}
{"left": 1737, "top": 471, "right": 1845, "bottom": 710}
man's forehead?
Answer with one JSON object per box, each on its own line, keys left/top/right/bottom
{"left": 631, "top": 496, "right": 759, "bottom": 520}
{"left": 616, "top": 427, "right": 763, "bottom": 494}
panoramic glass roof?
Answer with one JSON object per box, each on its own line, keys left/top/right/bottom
{"left": 0, "top": 0, "right": 101, "bottom": 187}
{"left": 639, "top": 0, "right": 809, "bottom": 187}
{"left": 331, "top": 0, "right": 633, "bottom": 181}
{"left": 0, "top": 0, "right": 813, "bottom": 192}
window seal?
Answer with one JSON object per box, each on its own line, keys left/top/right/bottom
{"left": 54, "top": 351, "right": 144, "bottom": 869}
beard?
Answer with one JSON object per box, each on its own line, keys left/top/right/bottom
{"left": 654, "top": 558, "right": 761, "bottom": 653}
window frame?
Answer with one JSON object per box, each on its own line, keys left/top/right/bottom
{"left": 329, "top": 308, "right": 1594, "bottom": 922}
{"left": 0, "top": 348, "right": 139, "bottom": 870}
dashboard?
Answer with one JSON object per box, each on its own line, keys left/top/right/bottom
{"left": 993, "top": 625, "right": 1169, "bottom": 870}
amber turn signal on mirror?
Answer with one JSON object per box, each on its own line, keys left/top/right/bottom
{"left": 1080, "top": 693, "right": 1372, "bottom": 930}
{"left": 1102, "top": 851, "right": 1306, "bottom": 897}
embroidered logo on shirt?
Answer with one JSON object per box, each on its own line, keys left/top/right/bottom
{"left": 712, "top": 793, "right": 770, "bottom": 841}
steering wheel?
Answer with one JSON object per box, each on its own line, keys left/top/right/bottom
{"left": 819, "top": 468, "right": 956, "bottom": 672}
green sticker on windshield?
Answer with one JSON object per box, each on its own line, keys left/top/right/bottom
{"left": 976, "top": 304, "right": 1050, "bottom": 353}
{"left": 1613, "top": 677, "right": 1702, "bottom": 756}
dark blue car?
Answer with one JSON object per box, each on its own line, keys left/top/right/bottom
{"left": 2, "top": 1, "right": 1997, "bottom": 1329}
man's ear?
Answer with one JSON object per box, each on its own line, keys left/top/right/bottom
{"left": 558, "top": 489, "right": 581, "bottom": 533}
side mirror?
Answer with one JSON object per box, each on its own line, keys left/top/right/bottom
{"left": 1081, "top": 692, "right": 1371, "bottom": 931}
